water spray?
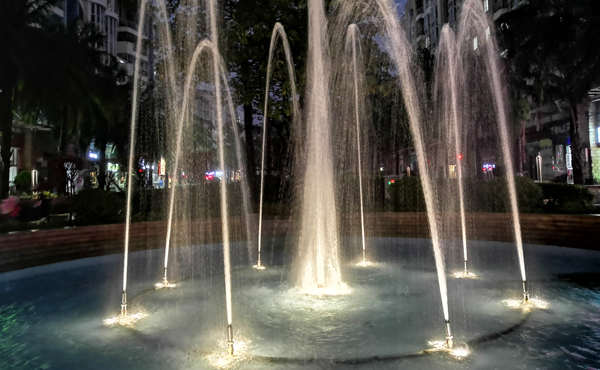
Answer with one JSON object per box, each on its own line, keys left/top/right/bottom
{"left": 348, "top": 24, "right": 368, "bottom": 266}
{"left": 256, "top": 23, "right": 299, "bottom": 272}
{"left": 119, "top": 0, "right": 147, "bottom": 319}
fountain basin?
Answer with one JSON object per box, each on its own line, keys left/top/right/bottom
{"left": 1, "top": 237, "right": 599, "bottom": 369}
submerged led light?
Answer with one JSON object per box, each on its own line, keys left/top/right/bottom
{"left": 427, "top": 340, "right": 470, "bottom": 358}
{"left": 451, "top": 270, "right": 478, "bottom": 279}
{"left": 503, "top": 298, "right": 549, "bottom": 312}
{"left": 204, "top": 336, "right": 250, "bottom": 369}
{"left": 300, "top": 282, "right": 352, "bottom": 296}
{"left": 155, "top": 282, "right": 177, "bottom": 289}
{"left": 356, "top": 260, "right": 375, "bottom": 267}
{"left": 103, "top": 312, "right": 147, "bottom": 327}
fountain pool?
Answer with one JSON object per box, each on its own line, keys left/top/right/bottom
{"left": 1, "top": 238, "right": 599, "bottom": 369}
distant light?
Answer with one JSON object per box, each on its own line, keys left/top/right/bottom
{"left": 597, "top": 127, "right": 600, "bottom": 144}
{"left": 182, "top": 172, "right": 185, "bottom": 176}
{"left": 473, "top": 37, "right": 478, "bottom": 51}
{"left": 88, "top": 152, "right": 98, "bottom": 159}
{"left": 379, "top": 167, "right": 384, "bottom": 172}
{"left": 457, "top": 154, "right": 463, "bottom": 160}
{"left": 391, "top": 179, "right": 395, "bottom": 184}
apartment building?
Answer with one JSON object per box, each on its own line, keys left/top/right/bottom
{"left": 401, "top": 0, "right": 521, "bottom": 52}
{"left": 51, "top": 0, "right": 149, "bottom": 78}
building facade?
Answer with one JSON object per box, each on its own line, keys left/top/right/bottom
{"left": 401, "top": 0, "right": 521, "bottom": 52}
{"left": 50, "top": 0, "right": 149, "bottom": 78}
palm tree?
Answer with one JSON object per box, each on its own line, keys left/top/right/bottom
{"left": 498, "top": 0, "right": 600, "bottom": 185}
{"left": 0, "top": 0, "right": 107, "bottom": 198}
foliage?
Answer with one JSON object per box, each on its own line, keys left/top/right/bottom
{"left": 475, "top": 176, "right": 545, "bottom": 214}
{"left": 13, "top": 171, "right": 32, "bottom": 192}
{"left": 70, "top": 188, "right": 125, "bottom": 226}
{"left": 388, "top": 176, "right": 426, "bottom": 212}
{"left": 539, "top": 182, "right": 595, "bottom": 214}
{"left": 385, "top": 176, "right": 598, "bottom": 214}
{"left": 0, "top": 0, "right": 129, "bottom": 198}
{"left": 498, "top": 0, "right": 600, "bottom": 184}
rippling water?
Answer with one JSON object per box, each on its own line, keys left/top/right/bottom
{"left": 1, "top": 238, "right": 599, "bottom": 369}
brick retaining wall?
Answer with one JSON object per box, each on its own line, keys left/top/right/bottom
{"left": 0, "top": 213, "right": 598, "bottom": 273}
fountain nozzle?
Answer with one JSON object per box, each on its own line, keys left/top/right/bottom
{"left": 121, "top": 291, "right": 127, "bottom": 317}
{"left": 227, "top": 324, "right": 234, "bottom": 356}
{"left": 464, "top": 260, "right": 468, "bottom": 276}
{"left": 523, "top": 281, "right": 529, "bottom": 302}
{"left": 163, "top": 267, "right": 169, "bottom": 286}
{"left": 444, "top": 320, "right": 453, "bottom": 348}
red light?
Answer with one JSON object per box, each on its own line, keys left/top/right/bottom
{"left": 138, "top": 169, "right": 143, "bottom": 172}
{"left": 205, "top": 174, "right": 214, "bottom": 181}
{"left": 457, "top": 154, "right": 463, "bottom": 160}
{"left": 391, "top": 179, "right": 395, "bottom": 184}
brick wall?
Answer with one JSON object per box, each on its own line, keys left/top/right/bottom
{"left": 0, "top": 213, "right": 598, "bottom": 273}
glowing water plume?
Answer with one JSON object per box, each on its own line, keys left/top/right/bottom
{"left": 160, "top": 39, "right": 214, "bottom": 289}
{"left": 120, "top": 0, "right": 148, "bottom": 318}
{"left": 297, "top": 0, "right": 345, "bottom": 292}
{"left": 437, "top": 26, "right": 470, "bottom": 275}
{"left": 207, "top": 0, "right": 235, "bottom": 355}
{"left": 458, "top": 0, "right": 528, "bottom": 297}
{"left": 346, "top": 24, "right": 368, "bottom": 265}
{"left": 374, "top": 0, "right": 451, "bottom": 338}
{"left": 257, "top": 22, "right": 300, "bottom": 270}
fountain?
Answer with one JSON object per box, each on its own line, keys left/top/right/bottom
{"left": 294, "top": 0, "right": 347, "bottom": 294}
{"left": 88, "top": 0, "right": 549, "bottom": 363}
{"left": 256, "top": 23, "right": 300, "bottom": 271}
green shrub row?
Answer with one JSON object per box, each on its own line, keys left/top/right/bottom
{"left": 388, "top": 176, "right": 596, "bottom": 214}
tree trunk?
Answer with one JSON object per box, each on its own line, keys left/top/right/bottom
{"left": 97, "top": 138, "right": 107, "bottom": 190}
{"left": 0, "top": 70, "right": 16, "bottom": 199}
{"left": 243, "top": 104, "right": 256, "bottom": 198}
{"left": 569, "top": 103, "right": 584, "bottom": 185}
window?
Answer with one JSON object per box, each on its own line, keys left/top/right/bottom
{"left": 105, "top": 17, "right": 117, "bottom": 56}
{"left": 91, "top": 3, "right": 106, "bottom": 49}
{"left": 473, "top": 36, "right": 478, "bottom": 51}
{"left": 484, "top": 0, "right": 489, "bottom": 12}
{"left": 118, "top": 32, "right": 136, "bottom": 43}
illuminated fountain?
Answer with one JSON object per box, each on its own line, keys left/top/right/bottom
{"left": 108, "top": 0, "right": 541, "bottom": 360}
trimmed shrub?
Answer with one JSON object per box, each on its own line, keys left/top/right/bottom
{"left": 389, "top": 176, "right": 426, "bottom": 212}
{"left": 539, "top": 183, "right": 595, "bottom": 214}
{"left": 71, "top": 188, "right": 125, "bottom": 226}
{"left": 13, "top": 171, "right": 31, "bottom": 192}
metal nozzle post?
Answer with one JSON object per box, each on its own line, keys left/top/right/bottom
{"left": 522, "top": 280, "right": 529, "bottom": 302}
{"left": 121, "top": 291, "right": 127, "bottom": 317}
{"left": 163, "top": 267, "right": 169, "bottom": 286}
{"left": 464, "top": 260, "right": 468, "bottom": 275}
{"left": 227, "top": 324, "right": 234, "bottom": 356}
{"left": 256, "top": 258, "right": 262, "bottom": 268}
{"left": 445, "top": 320, "right": 453, "bottom": 348}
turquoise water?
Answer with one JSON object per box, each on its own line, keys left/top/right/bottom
{"left": 0, "top": 238, "right": 599, "bottom": 369}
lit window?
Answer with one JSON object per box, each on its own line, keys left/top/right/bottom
{"left": 473, "top": 37, "right": 478, "bottom": 51}
{"left": 484, "top": 0, "right": 489, "bottom": 12}
{"left": 486, "top": 27, "right": 490, "bottom": 39}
